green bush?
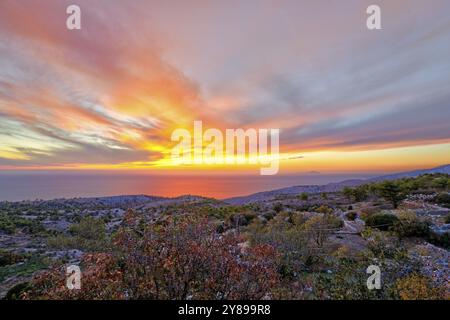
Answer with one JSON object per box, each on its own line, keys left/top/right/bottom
{"left": 427, "top": 232, "right": 450, "bottom": 249}
{"left": 299, "top": 193, "right": 309, "bottom": 201}
{"left": 48, "top": 216, "right": 109, "bottom": 252}
{"left": 0, "top": 213, "right": 45, "bottom": 235}
{"left": 434, "top": 193, "right": 450, "bottom": 208}
{"left": 47, "top": 234, "right": 78, "bottom": 249}
{"left": 392, "top": 219, "right": 430, "bottom": 239}
{"left": 263, "top": 212, "right": 275, "bottom": 221}
{"left": 0, "top": 250, "right": 25, "bottom": 267}
{"left": 0, "top": 256, "right": 48, "bottom": 282}
{"left": 0, "top": 214, "right": 16, "bottom": 234}
{"left": 315, "top": 205, "right": 333, "bottom": 215}
{"left": 5, "top": 282, "right": 31, "bottom": 300}
{"left": 342, "top": 186, "right": 369, "bottom": 202}
{"left": 365, "top": 213, "right": 399, "bottom": 231}
{"left": 243, "top": 211, "right": 258, "bottom": 223}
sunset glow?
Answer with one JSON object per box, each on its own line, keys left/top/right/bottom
{"left": 1, "top": 0, "right": 449, "bottom": 175}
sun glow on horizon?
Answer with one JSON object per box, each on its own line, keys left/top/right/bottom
{"left": 0, "top": 1, "right": 449, "bottom": 174}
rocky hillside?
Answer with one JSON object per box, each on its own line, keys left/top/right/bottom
{"left": 225, "top": 164, "right": 450, "bottom": 205}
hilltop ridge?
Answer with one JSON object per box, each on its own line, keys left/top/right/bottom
{"left": 225, "top": 164, "right": 450, "bottom": 204}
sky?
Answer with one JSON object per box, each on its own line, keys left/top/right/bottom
{"left": 0, "top": 0, "right": 449, "bottom": 174}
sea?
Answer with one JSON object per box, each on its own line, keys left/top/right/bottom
{"left": 0, "top": 172, "right": 377, "bottom": 201}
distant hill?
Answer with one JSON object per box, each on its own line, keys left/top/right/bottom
{"left": 1, "top": 195, "right": 168, "bottom": 207}
{"left": 0, "top": 194, "right": 215, "bottom": 208}
{"left": 367, "top": 164, "right": 450, "bottom": 182}
{"left": 224, "top": 164, "right": 450, "bottom": 205}
{"left": 224, "top": 179, "right": 364, "bottom": 205}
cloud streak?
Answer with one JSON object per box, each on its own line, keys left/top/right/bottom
{"left": 0, "top": 0, "right": 449, "bottom": 171}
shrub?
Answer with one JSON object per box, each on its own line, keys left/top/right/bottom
{"left": 228, "top": 213, "right": 246, "bottom": 227}
{"left": 47, "top": 216, "right": 109, "bottom": 252}
{"left": 5, "top": 282, "right": 31, "bottom": 300}
{"left": 394, "top": 273, "right": 446, "bottom": 300}
{"left": 260, "top": 211, "right": 274, "bottom": 221}
{"left": 227, "top": 211, "right": 257, "bottom": 229}
{"left": 345, "top": 211, "right": 357, "bottom": 221}
{"left": 433, "top": 193, "right": 450, "bottom": 207}
{"left": 391, "top": 210, "right": 430, "bottom": 240}
{"left": 364, "top": 213, "right": 399, "bottom": 231}
{"left": 315, "top": 205, "right": 333, "bottom": 215}
{"left": 363, "top": 229, "right": 408, "bottom": 261}
{"left": 0, "top": 214, "right": 45, "bottom": 235}
{"left": 47, "top": 234, "right": 78, "bottom": 249}
{"left": 427, "top": 231, "right": 450, "bottom": 249}
{"left": 0, "top": 250, "right": 24, "bottom": 267}
{"left": 0, "top": 214, "right": 17, "bottom": 234}
{"left": 273, "top": 203, "right": 283, "bottom": 213}
{"left": 304, "top": 214, "right": 343, "bottom": 247}
{"left": 359, "top": 207, "right": 378, "bottom": 220}
{"left": 299, "top": 193, "right": 308, "bottom": 201}
{"left": 25, "top": 212, "right": 280, "bottom": 300}
{"left": 250, "top": 214, "right": 313, "bottom": 277}
{"left": 0, "top": 256, "right": 48, "bottom": 283}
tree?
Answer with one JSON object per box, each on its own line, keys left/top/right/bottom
{"left": 304, "top": 214, "right": 343, "bottom": 248}
{"left": 342, "top": 186, "right": 368, "bottom": 202}
{"left": 299, "top": 193, "right": 309, "bottom": 201}
{"left": 431, "top": 177, "right": 449, "bottom": 190}
{"left": 376, "top": 181, "right": 405, "bottom": 208}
